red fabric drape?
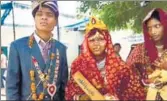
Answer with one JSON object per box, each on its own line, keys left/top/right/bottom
{"left": 143, "top": 8, "right": 167, "bottom": 63}
{"left": 65, "top": 29, "right": 145, "bottom": 100}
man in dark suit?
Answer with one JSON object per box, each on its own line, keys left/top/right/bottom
{"left": 6, "top": 0, "right": 68, "bottom": 100}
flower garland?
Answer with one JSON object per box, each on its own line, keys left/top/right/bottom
{"left": 30, "top": 70, "right": 44, "bottom": 100}
{"left": 28, "top": 34, "right": 60, "bottom": 100}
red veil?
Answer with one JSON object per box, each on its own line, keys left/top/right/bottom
{"left": 65, "top": 17, "right": 145, "bottom": 100}
{"left": 127, "top": 8, "right": 167, "bottom": 71}
{"left": 143, "top": 8, "right": 167, "bottom": 63}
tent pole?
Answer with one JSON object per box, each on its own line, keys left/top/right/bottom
{"left": 11, "top": 1, "right": 16, "bottom": 41}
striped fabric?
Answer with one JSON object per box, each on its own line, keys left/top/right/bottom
{"left": 32, "top": 0, "right": 59, "bottom": 17}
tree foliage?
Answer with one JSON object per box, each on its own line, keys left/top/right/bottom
{"left": 79, "top": 1, "right": 167, "bottom": 33}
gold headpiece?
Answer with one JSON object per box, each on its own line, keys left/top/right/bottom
{"left": 85, "top": 16, "right": 107, "bottom": 34}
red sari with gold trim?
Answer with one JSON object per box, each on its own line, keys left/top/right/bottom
{"left": 65, "top": 25, "right": 145, "bottom": 100}
{"left": 126, "top": 8, "right": 167, "bottom": 100}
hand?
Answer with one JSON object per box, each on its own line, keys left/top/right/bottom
{"left": 153, "top": 60, "right": 167, "bottom": 69}
{"left": 146, "top": 78, "right": 154, "bottom": 83}
{"left": 153, "top": 60, "right": 161, "bottom": 67}
{"left": 154, "top": 80, "right": 163, "bottom": 89}
{"left": 161, "top": 61, "right": 167, "bottom": 70}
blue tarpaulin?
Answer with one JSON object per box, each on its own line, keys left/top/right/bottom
{"left": 1, "top": 2, "right": 12, "bottom": 25}
{"left": 1, "top": 2, "right": 30, "bottom": 25}
{"left": 1, "top": 2, "right": 13, "bottom": 10}
{"left": 64, "top": 18, "right": 89, "bottom": 31}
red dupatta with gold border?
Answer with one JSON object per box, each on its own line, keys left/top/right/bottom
{"left": 65, "top": 17, "right": 145, "bottom": 100}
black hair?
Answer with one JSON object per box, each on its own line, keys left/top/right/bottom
{"left": 145, "top": 10, "right": 160, "bottom": 25}
{"left": 87, "top": 28, "right": 104, "bottom": 38}
{"left": 114, "top": 43, "right": 121, "bottom": 48}
{"left": 32, "top": 6, "right": 39, "bottom": 18}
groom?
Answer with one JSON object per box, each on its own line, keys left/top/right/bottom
{"left": 6, "top": 0, "right": 68, "bottom": 100}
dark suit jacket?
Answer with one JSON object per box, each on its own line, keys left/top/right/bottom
{"left": 6, "top": 36, "right": 68, "bottom": 100}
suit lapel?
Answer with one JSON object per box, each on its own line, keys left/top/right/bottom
{"left": 31, "top": 40, "right": 46, "bottom": 71}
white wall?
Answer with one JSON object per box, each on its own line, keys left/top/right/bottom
{"left": 59, "top": 29, "right": 84, "bottom": 67}
{"left": 1, "top": 26, "right": 84, "bottom": 67}
{"left": 1, "top": 26, "right": 34, "bottom": 58}
{"left": 111, "top": 29, "right": 144, "bottom": 61}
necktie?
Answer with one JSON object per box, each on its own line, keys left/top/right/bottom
{"left": 39, "top": 41, "right": 51, "bottom": 63}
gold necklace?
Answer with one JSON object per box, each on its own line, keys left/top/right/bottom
{"left": 29, "top": 34, "right": 52, "bottom": 100}
{"left": 28, "top": 33, "right": 59, "bottom": 100}
{"left": 30, "top": 70, "right": 45, "bottom": 100}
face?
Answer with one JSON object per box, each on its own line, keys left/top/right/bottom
{"left": 147, "top": 18, "right": 164, "bottom": 42}
{"left": 88, "top": 31, "right": 107, "bottom": 56}
{"left": 34, "top": 6, "right": 57, "bottom": 33}
{"left": 114, "top": 45, "right": 121, "bottom": 53}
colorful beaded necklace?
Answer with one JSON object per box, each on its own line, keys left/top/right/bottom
{"left": 27, "top": 33, "right": 60, "bottom": 100}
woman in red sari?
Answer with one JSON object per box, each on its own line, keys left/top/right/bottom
{"left": 127, "top": 8, "right": 167, "bottom": 100}
{"left": 65, "top": 17, "right": 145, "bottom": 100}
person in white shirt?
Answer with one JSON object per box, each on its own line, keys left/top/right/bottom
{"left": 1, "top": 48, "right": 7, "bottom": 69}
{"left": 1, "top": 48, "right": 7, "bottom": 90}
